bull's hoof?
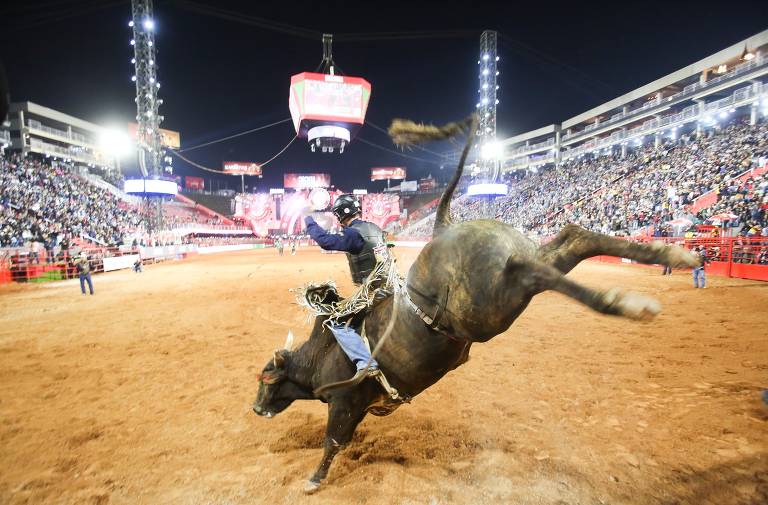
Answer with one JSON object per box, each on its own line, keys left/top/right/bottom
{"left": 652, "top": 242, "right": 700, "bottom": 269}
{"left": 604, "top": 288, "right": 661, "bottom": 321}
{"left": 304, "top": 480, "right": 321, "bottom": 494}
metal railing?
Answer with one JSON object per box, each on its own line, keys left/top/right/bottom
{"left": 26, "top": 120, "right": 94, "bottom": 147}
{"left": 28, "top": 138, "right": 111, "bottom": 167}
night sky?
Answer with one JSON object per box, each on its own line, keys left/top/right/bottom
{"left": 2, "top": 1, "right": 767, "bottom": 192}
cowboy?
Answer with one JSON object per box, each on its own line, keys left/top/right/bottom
{"left": 74, "top": 251, "right": 94, "bottom": 295}
{"left": 303, "top": 194, "right": 389, "bottom": 381}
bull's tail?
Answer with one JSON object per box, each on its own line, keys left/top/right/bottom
{"left": 388, "top": 115, "right": 478, "bottom": 238}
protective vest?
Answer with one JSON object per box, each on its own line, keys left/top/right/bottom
{"left": 346, "top": 220, "right": 387, "bottom": 285}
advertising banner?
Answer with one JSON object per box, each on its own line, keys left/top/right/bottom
{"left": 283, "top": 173, "right": 331, "bottom": 189}
{"left": 418, "top": 177, "right": 437, "bottom": 191}
{"left": 371, "top": 167, "right": 406, "bottom": 181}
{"left": 400, "top": 180, "right": 418, "bottom": 192}
{"left": 103, "top": 254, "right": 140, "bottom": 272}
{"left": 185, "top": 176, "right": 204, "bottom": 190}
{"left": 223, "top": 161, "right": 262, "bottom": 176}
{"left": 127, "top": 123, "right": 181, "bottom": 149}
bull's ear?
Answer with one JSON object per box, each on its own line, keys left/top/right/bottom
{"left": 283, "top": 331, "right": 294, "bottom": 350}
{"left": 273, "top": 349, "right": 285, "bottom": 368}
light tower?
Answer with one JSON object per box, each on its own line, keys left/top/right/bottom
{"left": 477, "top": 30, "right": 500, "bottom": 180}
{"left": 130, "top": 0, "right": 165, "bottom": 231}
{"left": 470, "top": 30, "right": 505, "bottom": 217}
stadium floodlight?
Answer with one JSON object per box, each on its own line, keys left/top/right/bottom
{"left": 496, "top": 56, "right": 500, "bottom": 61}
{"left": 130, "top": 39, "right": 135, "bottom": 45}
{"left": 128, "top": 20, "right": 134, "bottom": 27}
{"left": 483, "top": 54, "right": 489, "bottom": 61}
{"left": 143, "top": 18, "right": 155, "bottom": 30}
{"left": 131, "top": 75, "right": 137, "bottom": 81}
{"left": 481, "top": 141, "right": 503, "bottom": 160}
{"left": 131, "top": 58, "right": 136, "bottom": 64}
{"left": 149, "top": 59, "right": 154, "bottom": 65}
{"left": 148, "top": 40, "right": 153, "bottom": 47}
{"left": 100, "top": 128, "right": 132, "bottom": 158}
{"left": 482, "top": 69, "right": 489, "bottom": 76}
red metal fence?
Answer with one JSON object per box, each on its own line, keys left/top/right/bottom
{"left": 583, "top": 236, "right": 768, "bottom": 282}
{"left": 0, "top": 247, "right": 140, "bottom": 284}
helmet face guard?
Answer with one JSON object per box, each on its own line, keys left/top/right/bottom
{"left": 332, "top": 194, "right": 361, "bottom": 221}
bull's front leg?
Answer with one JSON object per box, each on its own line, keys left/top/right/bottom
{"left": 304, "top": 401, "right": 367, "bottom": 494}
{"left": 537, "top": 224, "right": 699, "bottom": 274}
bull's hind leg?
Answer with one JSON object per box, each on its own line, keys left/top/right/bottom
{"left": 537, "top": 224, "right": 699, "bottom": 274}
{"left": 508, "top": 258, "right": 661, "bottom": 321}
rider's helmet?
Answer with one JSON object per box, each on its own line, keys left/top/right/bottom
{"left": 331, "top": 194, "right": 361, "bottom": 222}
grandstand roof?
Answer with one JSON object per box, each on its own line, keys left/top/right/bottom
{"left": 9, "top": 101, "right": 105, "bottom": 134}
{"left": 562, "top": 29, "right": 768, "bottom": 129}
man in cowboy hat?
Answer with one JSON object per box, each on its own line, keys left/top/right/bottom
{"left": 74, "top": 251, "right": 94, "bottom": 295}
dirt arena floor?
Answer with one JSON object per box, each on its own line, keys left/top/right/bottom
{"left": 0, "top": 247, "right": 766, "bottom": 505}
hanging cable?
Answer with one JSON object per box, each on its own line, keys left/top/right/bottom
{"left": 172, "top": 0, "right": 322, "bottom": 40}
{"left": 170, "top": 135, "right": 297, "bottom": 174}
{"left": 179, "top": 118, "right": 292, "bottom": 152}
{"left": 172, "top": 1, "right": 477, "bottom": 43}
{"left": 355, "top": 137, "right": 443, "bottom": 165}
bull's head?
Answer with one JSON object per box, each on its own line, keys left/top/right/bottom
{"left": 252, "top": 332, "right": 312, "bottom": 418}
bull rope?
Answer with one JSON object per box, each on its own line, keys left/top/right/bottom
{"left": 295, "top": 257, "right": 404, "bottom": 396}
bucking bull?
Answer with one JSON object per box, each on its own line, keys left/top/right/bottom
{"left": 252, "top": 115, "right": 700, "bottom": 493}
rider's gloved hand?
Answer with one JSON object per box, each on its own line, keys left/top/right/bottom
{"left": 300, "top": 204, "right": 314, "bottom": 218}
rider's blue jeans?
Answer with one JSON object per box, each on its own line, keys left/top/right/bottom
{"left": 329, "top": 324, "right": 378, "bottom": 371}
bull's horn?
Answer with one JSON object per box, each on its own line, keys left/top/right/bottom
{"left": 283, "top": 331, "right": 294, "bottom": 350}
{"left": 273, "top": 350, "right": 285, "bottom": 367}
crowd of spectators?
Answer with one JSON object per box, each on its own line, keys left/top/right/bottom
{"left": 0, "top": 153, "right": 143, "bottom": 249}
{"left": 0, "top": 153, "right": 256, "bottom": 254}
{"left": 400, "top": 118, "right": 768, "bottom": 242}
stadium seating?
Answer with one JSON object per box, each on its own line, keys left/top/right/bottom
{"left": 400, "top": 118, "right": 768, "bottom": 240}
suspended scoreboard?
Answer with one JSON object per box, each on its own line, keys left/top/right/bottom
{"left": 124, "top": 178, "right": 178, "bottom": 197}
{"left": 289, "top": 72, "right": 372, "bottom": 153}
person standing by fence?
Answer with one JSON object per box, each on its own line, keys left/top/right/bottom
{"left": 693, "top": 246, "right": 709, "bottom": 289}
{"left": 75, "top": 252, "right": 94, "bottom": 295}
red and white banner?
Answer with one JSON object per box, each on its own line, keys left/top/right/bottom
{"left": 185, "top": 176, "right": 204, "bottom": 190}
{"left": 362, "top": 193, "right": 401, "bottom": 229}
{"left": 371, "top": 167, "right": 406, "bottom": 181}
{"left": 283, "top": 173, "right": 331, "bottom": 189}
{"left": 223, "top": 161, "right": 262, "bottom": 176}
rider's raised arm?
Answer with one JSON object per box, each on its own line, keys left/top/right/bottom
{"left": 304, "top": 216, "right": 364, "bottom": 253}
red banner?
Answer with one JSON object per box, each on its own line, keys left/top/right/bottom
{"left": 371, "top": 167, "right": 406, "bottom": 181}
{"left": 185, "top": 176, "right": 204, "bottom": 190}
{"left": 223, "top": 161, "right": 262, "bottom": 176}
{"left": 283, "top": 173, "right": 331, "bottom": 189}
